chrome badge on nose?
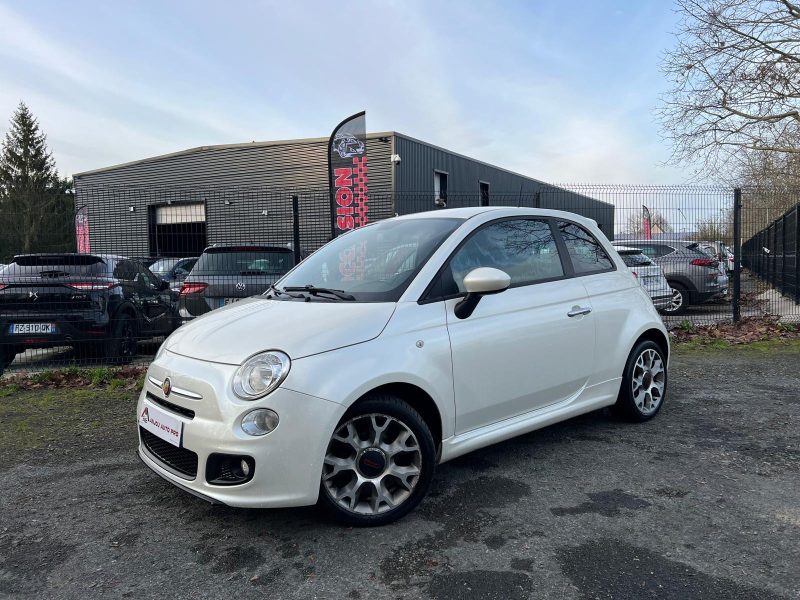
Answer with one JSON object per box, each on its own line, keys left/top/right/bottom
{"left": 162, "top": 377, "right": 172, "bottom": 397}
{"left": 235, "top": 282, "right": 246, "bottom": 292}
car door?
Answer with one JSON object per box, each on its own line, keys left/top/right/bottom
{"left": 437, "top": 218, "right": 596, "bottom": 435}
{"left": 555, "top": 221, "right": 632, "bottom": 384}
{"left": 134, "top": 263, "right": 173, "bottom": 335}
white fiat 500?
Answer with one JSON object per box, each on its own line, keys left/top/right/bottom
{"left": 137, "top": 207, "right": 669, "bottom": 526}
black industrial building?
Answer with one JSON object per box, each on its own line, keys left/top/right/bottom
{"left": 73, "top": 132, "right": 614, "bottom": 258}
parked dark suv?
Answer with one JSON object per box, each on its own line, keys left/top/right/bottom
{"left": 178, "top": 245, "right": 295, "bottom": 321}
{"left": 0, "top": 254, "right": 176, "bottom": 373}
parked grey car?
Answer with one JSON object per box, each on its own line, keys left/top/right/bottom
{"left": 177, "top": 245, "right": 295, "bottom": 321}
{"left": 613, "top": 240, "right": 721, "bottom": 315}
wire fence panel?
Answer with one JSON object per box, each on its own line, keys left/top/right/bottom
{"left": 1, "top": 184, "right": 799, "bottom": 374}
{"left": 743, "top": 195, "right": 800, "bottom": 309}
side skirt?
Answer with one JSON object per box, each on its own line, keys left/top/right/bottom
{"left": 439, "top": 377, "right": 621, "bottom": 463}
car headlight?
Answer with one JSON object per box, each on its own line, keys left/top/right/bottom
{"left": 232, "top": 350, "right": 291, "bottom": 400}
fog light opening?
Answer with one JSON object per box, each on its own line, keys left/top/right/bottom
{"left": 206, "top": 453, "right": 255, "bottom": 486}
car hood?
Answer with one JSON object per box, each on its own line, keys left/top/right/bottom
{"left": 165, "top": 297, "right": 396, "bottom": 364}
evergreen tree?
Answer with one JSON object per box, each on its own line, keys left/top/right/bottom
{"left": 0, "top": 102, "right": 74, "bottom": 259}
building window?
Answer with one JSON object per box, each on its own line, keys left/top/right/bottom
{"left": 479, "top": 181, "right": 490, "bottom": 206}
{"left": 434, "top": 171, "right": 448, "bottom": 206}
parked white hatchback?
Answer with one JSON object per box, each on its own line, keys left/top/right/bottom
{"left": 137, "top": 207, "right": 669, "bottom": 525}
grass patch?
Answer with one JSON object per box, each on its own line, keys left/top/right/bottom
{"left": 0, "top": 366, "right": 145, "bottom": 466}
{"left": 0, "top": 386, "right": 139, "bottom": 465}
{"left": 675, "top": 337, "right": 800, "bottom": 354}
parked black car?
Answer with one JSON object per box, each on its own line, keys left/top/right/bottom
{"left": 148, "top": 256, "right": 198, "bottom": 291}
{"left": 0, "top": 254, "right": 177, "bottom": 374}
{"left": 178, "top": 245, "right": 295, "bottom": 321}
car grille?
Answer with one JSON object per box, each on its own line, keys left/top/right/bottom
{"left": 146, "top": 392, "right": 195, "bottom": 419}
{"left": 140, "top": 427, "right": 198, "bottom": 478}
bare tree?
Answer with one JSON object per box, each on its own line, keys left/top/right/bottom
{"left": 625, "top": 208, "right": 674, "bottom": 236}
{"left": 660, "top": 0, "right": 800, "bottom": 179}
{"left": 695, "top": 209, "right": 733, "bottom": 243}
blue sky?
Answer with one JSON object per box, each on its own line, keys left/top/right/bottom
{"left": 0, "top": 0, "right": 690, "bottom": 183}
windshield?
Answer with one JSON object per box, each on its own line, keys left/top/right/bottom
{"left": 149, "top": 258, "right": 181, "bottom": 274}
{"left": 276, "top": 217, "right": 463, "bottom": 302}
{"left": 194, "top": 248, "right": 295, "bottom": 275}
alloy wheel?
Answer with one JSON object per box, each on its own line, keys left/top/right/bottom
{"left": 664, "top": 287, "right": 683, "bottom": 313}
{"left": 631, "top": 348, "right": 666, "bottom": 415}
{"left": 322, "top": 413, "right": 422, "bottom": 515}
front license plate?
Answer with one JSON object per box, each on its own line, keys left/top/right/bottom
{"left": 223, "top": 297, "right": 242, "bottom": 306}
{"left": 9, "top": 323, "right": 57, "bottom": 335}
{"left": 139, "top": 401, "right": 183, "bottom": 447}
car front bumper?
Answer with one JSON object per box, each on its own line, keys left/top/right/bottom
{"left": 137, "top": 350, "right": 346, "bottom": 508}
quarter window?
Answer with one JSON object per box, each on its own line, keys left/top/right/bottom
{"left": 445, "top": 219, "right": 564, "bottom": 294}
{"left": 557, "top": 222, "right": 614, "bottom": 274}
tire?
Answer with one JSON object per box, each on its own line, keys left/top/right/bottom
{"left": 614, "top": 340, "right": 668, "bottom": 422}
{"left": 0, "top": 345, "right": 16, "bottom": 376}
{"left": 105, "top": 314, "right": 137, "bottom": 364}
{"left": 318, "top": 395, "right": 436, "bottom": 526}
{"left": 659, "top": 283, "right": 689, "bottom": 316}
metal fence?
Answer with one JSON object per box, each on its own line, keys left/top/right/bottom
{"left": 1, "top": 183, "right": 799, "bottom": 374}
{"left": 743, "top": 200, "right": 799, "bottom": 306}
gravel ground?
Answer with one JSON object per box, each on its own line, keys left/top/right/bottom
{"left": 1, "top": 346, "right": 798, "bottom": 600}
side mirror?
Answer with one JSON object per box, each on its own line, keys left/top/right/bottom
{"left": 454, "top": 267, "right": 511, "bottom": 319}
{"left": 158, "top": 278, "right": 170, "bottom": 291}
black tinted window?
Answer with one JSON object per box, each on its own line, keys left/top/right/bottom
{"left": 3, "top": 255, "right": 108, "bottom": 278}
{"left": 194, "top": 249, "right": 294, "bottom": 275}
{"left": 558, "top": 222, "right": 613, "bottom": 274}
{"left": 112, "top": 260, "right": 138, "bottom": 281}
{"left": 447, "top": 219, "right": 564, "bottom": 294}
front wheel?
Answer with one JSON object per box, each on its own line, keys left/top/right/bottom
{"left": 105, "top": 315, "right": 137, "bottom": 364}
{"left": 318, "top": 395, "right": 436, "bottom": 526}
{"left": 614, "top": 340, "right": 668, "bottom": 422}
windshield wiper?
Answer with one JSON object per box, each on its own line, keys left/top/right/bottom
{"left": 265, "top": 284, "right": 307, "bottom": 300}
{"left": 283, "top": 285, "right": 356, "bottom": 301}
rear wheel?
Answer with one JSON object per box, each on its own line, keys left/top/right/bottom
{"left": 615, "top": 340, "right": 668, "bottom": 422}
{"left": 105, "top": 315, "right": 137, "bottom": 364}
{"left": 659, "top": 283, "right": 689, "bottom": 316}
{"left": 318, "top": 395, "right": 436, "bottom": 526}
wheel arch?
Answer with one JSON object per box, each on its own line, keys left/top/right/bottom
{"left": 631, "top": 328, "right": 670, "bottom": 363}
{"left": 347, "top": 382, "right": 443, "bottom": 453}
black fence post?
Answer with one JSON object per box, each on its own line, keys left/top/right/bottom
{"left": 291, "top": 195, "right": 301, "bottom": 265}
{"left": 733, "top": 187, "right": 742, "bottom": 323}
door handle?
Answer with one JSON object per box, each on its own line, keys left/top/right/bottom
{"left": 567, "top": 306, "right": 592, "bottom": 317}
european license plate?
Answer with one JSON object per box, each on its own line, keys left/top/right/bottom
{"left": 223, "top": 297, "right": 242, "bottom": 306}
{"left": 139, "top": 401, "right": 183, "bottom": 447}
{"left": 9, "top": 323, "right": 57, "bottom": 335}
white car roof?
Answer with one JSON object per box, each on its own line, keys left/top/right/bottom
{"left": 393, "top": 206, "right": 599, "bottom": 228}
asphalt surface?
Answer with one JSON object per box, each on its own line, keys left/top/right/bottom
{"left": 1, "top": 348, "right": 799, "bottom": 599}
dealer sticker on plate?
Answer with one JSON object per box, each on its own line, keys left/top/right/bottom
{"left": 139, "top": 401, "right": 183, "bottom": 447}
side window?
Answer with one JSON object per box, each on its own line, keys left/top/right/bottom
{"left": 446, "top": 219, "right": 564, "bottom": 294}
{"left": 557, "top": 222, "right": 614, "bottom": 274}
{"left": 113, "top": 260, "right": 137, "bottom": 282}
{"left": 137, "top": 264, "right": 160, "bottom": 289}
